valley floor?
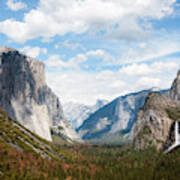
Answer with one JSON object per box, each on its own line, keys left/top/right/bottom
{"left": 0, "top": 143, "right": 180, "bottom": 180}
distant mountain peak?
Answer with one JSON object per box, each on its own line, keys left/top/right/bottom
{"left": 151, "top": 87, "right": 161, "bottom": 92}
{"left": 77, "top": 88, "right": 168, "bottom": 144}
{"left": 63, "top": 99, "right": 108, "bottom": 129}
{"left": 95, "top": 99, "right": 109, "bottom": 107}
{"left": 133, "top": 70, "right": 180, "bottom": 151}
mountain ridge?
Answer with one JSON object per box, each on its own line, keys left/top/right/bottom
{"left": 63, "top": 99, "right": 108, "bottom": 129}
{"left": 77, "top": 88, "right": 168, "bottom": 143}
{"left": 133, "top": 70, "right": 180, "bottom": 151}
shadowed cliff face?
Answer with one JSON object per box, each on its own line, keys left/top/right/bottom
{"left": 132, "top": 93, "right": 179, "bottom": 150}
{"left": 77, "top": 89, "right": 167, "bottom": 144}
{"left": 0, "top": 47, "right": 80, "bottom": 142}
{"left": 133, "top": 70, "right": 180, "bottom": 151}
{"left": 169, "top": 70, "right": 180, "bottom": 101}
{"left": 0, "top": 49, "right": 43, "bottom": 111}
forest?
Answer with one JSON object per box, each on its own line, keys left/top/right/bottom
{"left": 0, "top": 141, "right": 180, "bottom": 180}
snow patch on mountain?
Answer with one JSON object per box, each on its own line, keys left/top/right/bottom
{"left": 63, "top": 99, "right": 108, "bottom": 129}
{"left": 78, "top": 88, "right": 168, "bottom": 143}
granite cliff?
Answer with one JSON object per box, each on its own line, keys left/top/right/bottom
{"left": 64, "top": 99, "right": 108, "bottom": 129}
{"left": 0, "top": 47, "right": 80, "bottom": 142}
{"left": 77, "top": 88, "right": 166, "bottom": 143}
{"left": 133, "top": 71, "right": 180, "bottom": 151}
{"left": 169, "top": 70, "right": 180, "bottom": 101}
{"left": 132, "top": 93, "right": 179, "bottom": 150}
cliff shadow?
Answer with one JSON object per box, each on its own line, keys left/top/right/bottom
{"left": 0, "top": 50, "right": 43, "bottom": 122}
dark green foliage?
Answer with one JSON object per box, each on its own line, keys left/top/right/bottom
{"left": 1, "top": 106, "right": 180, "bottom": 179}
{"left": 0, "top": 141, "right": 65, "bottom": 180}
{"left": 166, "top": 107, "right": 180, "bottom": 121}
{"left": 1, "top": 142, "right": 180, "bottom": 180}
{"left": 138, "top": 124, "right": 152, "bottom": 139}
{"left": 58, "top": 126, "right": 64, "bottom": 131}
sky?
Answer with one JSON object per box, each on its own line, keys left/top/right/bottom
{"left": 0, "top": 0, "right": 180, "bottom": 105}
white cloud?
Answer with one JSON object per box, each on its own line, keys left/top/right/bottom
{"left": 1, "top": 0, "right": 179, "bottom": 106}
{"left": 46, "top": 70, "right": 127, "bottom": 105}
{"left": 6, "top": 0, "right": 27, "bottom": 11}
{"left": 46, "top": 60, "right": 180, "bottom": 105}
{"left": 54, "top": 44, "right": 59, "bottom": 49}
{"left": 86, "top": 49, "right": 114, "bottom": 63}
{"left": 48, "top": 37, "right": 180, "bottom": 68}
{"left": 119, "top": 39, "right": 180, "bottom": 64}
{"left": 42, "top": 48, "right": 47, "bottom": 54}
{"left": 20, "top": 46, "right": 47, "bottom": 58}
{"left": 45, "top": 53, "right": 87, "bottom": 70}
{"left": 62, "top": 40, "right": 84, "bottom": 50}
{"left": 45, "top": 45, "right": 180, "bottom": 72}
{"left": 87, "top": 49, "right": 106, "bottom": 58}
{"left": 0, "top": 0, "right": 176, "bottom": 42}
{"left": 119, "top": 62, "right": 179, "bottom": 76}
{"left": 96, "top": 36, "right": 180, "bottom": 66}
{"left": 45, "top": 49, "right": 112, "bottom": 70}
{"left": 45, "top": 55, "right": 67, "bottom": 68}
{"left": 136, "top": 77, "right": 161, "bottom": 89}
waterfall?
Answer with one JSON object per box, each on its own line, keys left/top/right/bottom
{"left": 165, "top": 121, "right": 180, "bottom": 153}
{"left": 175, "top": 121, "right": 180, "bottom": 145}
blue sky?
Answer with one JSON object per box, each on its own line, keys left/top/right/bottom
{"left": 0, "top": 0, "right": 180, "bottom": 105}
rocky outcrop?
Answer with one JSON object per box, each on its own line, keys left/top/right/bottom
{"left": 77, "top": 89, "right": 167, "bottom": 143}
{"left": 133, "top": 70, "right": 180, "bottom": 151}
{"left": 0, "top": 105, "right": 58, "bottom": 159}
{"left": 169, "top": 70, "right": 180, "bottom": 101}
{"left": 133, "top": 93, "right": 179, "bottom": 150}
{"left": 0, "top": 47, "right": 80, "bottom": 142}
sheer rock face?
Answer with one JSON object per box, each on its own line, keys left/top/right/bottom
{"left": 77, "top": 89, "right": 163, "bottom": 143}
{"left": 133, "top": 71, "right": 180, "bottom": 151}
{"left": 0, "top": 47, "right": 80, "bottom": 142}
{"left": 132, "top": 93, "right": 178, "bottom": 150}
{"left": 169, "top": 70, "right": 180, "bottom": 101}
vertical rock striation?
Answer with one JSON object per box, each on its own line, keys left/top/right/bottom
{"left": 77, "top": 89, "right": 166, "bottom": 143}
{"left": 0, "top": 47, "right": 80, "bottom": 142}
{"left": 169, "top": 70, "right": 180, "bottom": 101}
{"left": 133, "top": 93, "right": 178, "bottom": 150}
{"left": 133, "top": 70, "right": 180, "bottom": 151}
